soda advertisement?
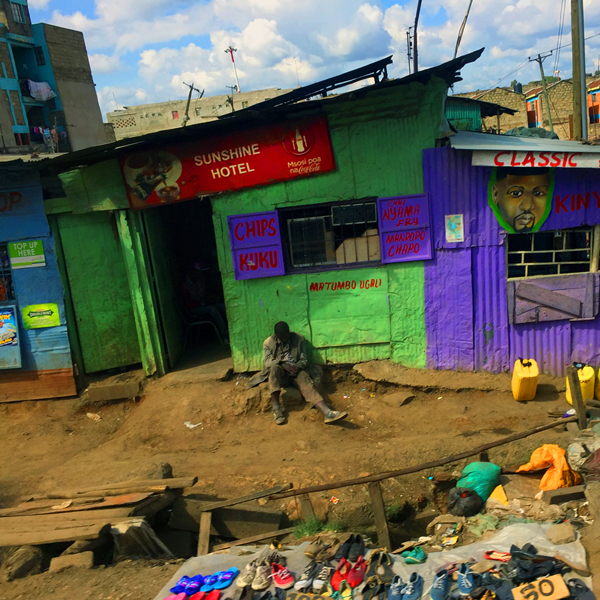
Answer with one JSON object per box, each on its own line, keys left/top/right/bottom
{"left": 119, "top": 116, "right": 336, "bottom": 209}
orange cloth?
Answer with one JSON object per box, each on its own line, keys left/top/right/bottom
{"left": 517, "top": 444, "right": 582, "bottom": 491}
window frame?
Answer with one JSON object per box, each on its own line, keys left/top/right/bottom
{"left": 506, "top": 226, "right": 600, "bottom": 280}
{"left": 10, "top": 2, "right": 26, "bottom": 24}
{"left": 278, "top": 198, "right": 382, "bottom": 275}
{"left": 172, "top": 110, "right": 179, "bottom": 119}
{"left": 34, "top": 46, "right": 45, "bottom": 66}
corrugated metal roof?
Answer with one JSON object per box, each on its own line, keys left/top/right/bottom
{"left": 449, "top": 130, "right": 600, "bottom": 153}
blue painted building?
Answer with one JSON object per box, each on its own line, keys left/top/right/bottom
{"left": 0, "top": 0, "right": 106, "bottom": 151}
{"left": 0, "top": 162, "right": 76, "bottom": 400}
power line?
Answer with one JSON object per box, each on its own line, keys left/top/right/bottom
{"left": 553, "top": 0, "right": 568, "bottom": 78}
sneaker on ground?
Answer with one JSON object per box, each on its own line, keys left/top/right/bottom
{"left": 313, "top": 562, "right": 335, "bottom": 593}
{"left": 238, "top": 561, "right": 258, "bottom": 587}
{"left": 268, "top": 551, "right": 287, "bottom": 566}
{"left": 387, "top": 575, "right": 403, "bottom": 600}
{"left": 294, "top": 560, "right": 319, "bottom": 591}
{"left": 431, "top": 570, "right": 451, "bottom": 600}
{"left": 271, "top": 563, "right": 295, "bottom": 589}
{"left": 401, "top": 573, "right": 424, "bottom": 600}
{"left": 324, "top": 410, "right": 348, "bottom": 424}
{"left": 252, "top": 561, "right": 271, "bottom": 591}
{"left": 457, "top": 564, "right": 478, "bottom": 596}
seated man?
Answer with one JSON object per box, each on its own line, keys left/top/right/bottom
{"left": 248, "top": 321, "right": 348, "bottom": 425}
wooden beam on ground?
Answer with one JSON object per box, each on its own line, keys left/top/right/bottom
{"left": 567, "top": 367, "right": 588, "bottom": 430}
{"left": 213, "top": 527, "right": 297, "bottom": 551}
{"left": 0, "top": 523, "right": 111, "bottom": 547}
{"left": 299, "top": 494, "right": 315, "bottom": 519}
{"left": 198, "top": 484, "right": 292, "bottom": 512}
{"left": 368, "top": 481, "right": 392, "bottom": 551}
{"left": 197, "top": 512, "right": 212, "bottom": 556}
{"left": 270, "top": 417, "right": 578, "bottom": 499}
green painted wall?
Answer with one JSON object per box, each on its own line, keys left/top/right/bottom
{"left": 212, "top": 78, "right": 447, "bottom": 372}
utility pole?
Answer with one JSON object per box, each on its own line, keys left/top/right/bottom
{"left": 406, "top": 27, "right": 413, "bottom": 74}
{"left": 413, "top": 0, "right": 423, "bottom": 73}
{"left": 225, "top": 46, "right": 241, "bottom": 93}
{"left": 453, "top": 0, "right": 474, "bottom": 59}
{"left": 571, "top": 0, "right": 587, "bottom": 140}
{"left": 226, "top": 85, "right": 237, "bottom": 112}
{"left": 529, "top": 53, "right": 555, "bottom": 134}
{"left": 182, "top": 81, "right": 203, "bottom": 127}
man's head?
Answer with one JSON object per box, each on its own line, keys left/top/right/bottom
{"left": 274, "top": 321, "right": 290, "bottom": 343}
{"left": 187, "top": 261, "right": 209, "bottom": 281}
{"left": 492, "top": 168, "right": 551, "bottom": 232}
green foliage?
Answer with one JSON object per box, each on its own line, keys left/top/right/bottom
{"left": 293, "top": 517, "right": 325, "bottom": 538}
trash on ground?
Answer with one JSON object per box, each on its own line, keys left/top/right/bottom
{"left": 184, "top": 421, "right": 202, "bottom": 429}
{"left": 86, "top": 412, "right": 101, "bottom": 421}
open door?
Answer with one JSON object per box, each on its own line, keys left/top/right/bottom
{"left": 140, "top": 209, "right": 184, "bottom": 369}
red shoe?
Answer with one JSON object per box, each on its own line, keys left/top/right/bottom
{"left": 204, "top": 591, "right": 221, "bottom": 600}
{"left": 331, "top": 558, "right": 352, "bottom": 591}
{"left": 189, "top": 594, "right": 206, "bottom": 600}
{"left": 271, "top": 563, "right": 295, "bottom": 589}
{"left": 347, "top": 555, "right": 366, "bottom": 588}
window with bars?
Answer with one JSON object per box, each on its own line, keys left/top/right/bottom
{"left": 279, "top": 200, "right": 381, "bottom": 271}
{"left": 34, "top": 47, "right": 45, "bottom": 66}
{"left": 10, "top": 2, "right": 26, "bottom": 24}
{"left": 507, "top": 228, "right": 596, "bottom": 279}
{"left": 0, "top": 244, "right": 15, "bottom": 303}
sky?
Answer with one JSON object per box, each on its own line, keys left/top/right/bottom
{"left": 28, "top": 0, "right": 600, "bottom": 119}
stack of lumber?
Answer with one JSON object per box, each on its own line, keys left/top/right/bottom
{"left": 0, "top": 477, "right": 197, "bottom": 548}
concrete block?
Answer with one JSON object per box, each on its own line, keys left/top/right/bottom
{"left": 87, "top": 380, "right": 141, "bottom": 403}
{"left": 541, "top": 485, "right": 586, "bottom": 505}
{"left": 547, "top": 522, "right": 577, "bottom": 545}
{"left": 49, "top": 551, "right": 94, "bottom": 572}
{"left": 2, "top": 546, "right": 43, "bottom": 581}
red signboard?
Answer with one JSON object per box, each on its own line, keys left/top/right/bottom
{"left": 119, "top": 116, "right": 336, "bottom": 209}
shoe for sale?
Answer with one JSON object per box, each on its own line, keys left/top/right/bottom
{"left": 315, "top": 539, "right": 342, "bottom": 562}
{"left": 189, "top": 593, "right": 206, "bottom": 600}
{"left": 457, "top": 564, "right": 479, "bottom": 596}
{"left": 335, "top": 535, "right": 355, "bottom": 561}
{"left": 238, "top": 561, "right": 258, "bottom": 587}
{"left": 387, "top": 575, "right": 404, "bottom": 600}
{"left": 201, "top": 574, "right": 223, "bottom": 593}
{"left": 372, "top": 550, "right": 395, "bottom": 584}
{"left": 268, "top": 551, "right": 287, "bottom": 567}
{"left": 339, "top": 579, "right": 353, "bottom": 600}
{"left": 205, "top": 591, "right": 222, "bottom": 600}
{"left": 348, "top": 535, "right": 366, "bottom": 563}
{"left": 271, "top": 563, "right": 295, "bottom": 589}
{"left": 252, "top": 561, "right": 271, "bottom": 591}
{"left": 401, "top": 573, "right": 424, "bottom": 600}
{"left": 431, "top": 570, "right": 451, "bottom": 600}
{"left": 305, "top": 539, "right": 325, "bottom": 559}
{"left": 321, "top": 583, "right": 335, "bottom": 597}
{"left": 313, "top": 562, "right": 335, "bottom": 593}
{"left": 170, "top": 576, "right": 191, "bottom": 594}
{"left": 324, "top": 410, "right": 348, "bottom": 424}
{"left": 214, "top": 569, "right": 239, "bottom": 590}
{"left": 186, "top": 575, "right": 207, "bottom": 595}
{"left": 567, "top": 578, "right": 596, "bottom": 600}
{"left": 295, "top": 560, "right": 319, "bottom": 591}
{"left": 402, "top": 546, "right": 427, "bottom": 565}
{"left": 347, "top": 556, "right": 366, "bottom": 588}
{"left": 331, "top": 558, "right": 352, "bottom": 591}
{"left": 166, "top": 594, "right": 187, "bottom": 600}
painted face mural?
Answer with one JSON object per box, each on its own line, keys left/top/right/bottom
{"left": 488, "top": 168, "right": 554, "bottom": 233}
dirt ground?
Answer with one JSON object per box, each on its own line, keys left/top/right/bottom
{"left": 0, "top": 359, "right": 591, "bottom": 599}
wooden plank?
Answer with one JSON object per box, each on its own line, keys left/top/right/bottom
{"left": 0, "top": 368, "right": 76, "bottom": 403}
{"left": 0, "top": 507, "right": 142, "bottom": 526}
{"left": 37, "top": 477, "right": 197, "bottom": 498}
{"left": 0, "top": 517, "right": 138, "bottom": 533}
{"left": 131, "top": 491, "right": 180, "bottom": 517}
{"left": 197, "top": 512, "right": 212, "bottom": 556}
{"left": 299, "top": 494, "right": 315, "bottom": 519}
{"left": 368, "top": 481, "right": 391, "bottom": 551}
{"left": 213, "top": 527, "right": 297, "bottom": 551}
{"left": 507, "top": 281, "right": 516, "bottom": 325}
{"left": 517, "top": 282, "right": 581, "bottom": 317}
{"left": 0, "top": 523, "right": 111, "bottom": 548}
{"left": 197, "top": 484, "right": 292, "bottom": 512}
{"left": 567, "top": 366, "right": 588, "bottom": 430}
{"left": 583, "top": 274, "right": 595, "bottom": 319}
{"left": 169, "top": 498, "right": 283, "bottom": 537}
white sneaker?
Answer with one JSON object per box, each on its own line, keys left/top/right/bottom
{"left": 312, "top": 562, "right": 334, "bottom": 593}
{"left": 238, "top": 560, "right": 258, "bottom": 587}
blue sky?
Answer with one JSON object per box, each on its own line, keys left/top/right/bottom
{"left": 28, "top": 0, "right": 600, "bottom": 118}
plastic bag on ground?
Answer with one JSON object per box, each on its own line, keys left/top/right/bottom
{"left": 517, "top": 444, "right": 582, "bottom": 490}
{"left": 567, "top": 431, "right": 600, "bottom": 472}
{"left": 447, "top": 487, "right": 483, "bottom": 517}
{"left": 457, "top": 462, "right": 501, "bottom": 502}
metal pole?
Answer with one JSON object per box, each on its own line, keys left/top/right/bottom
{"left": 413, "top": 0, "right": 423, "bottom": 73}
{"left": 578, "top": 0, "right": 588, "bottom": 140}
{"left": 225, "top": 46, "right": 241, "bottom": 93}
{"left": 538, "top": 55, "right": 555, "bottom": 133}
{"left": 453, "top": 0, "right": 474, "bottom": 59}
{"left": 572, "top": 0, "right": 583, "bottom": 140}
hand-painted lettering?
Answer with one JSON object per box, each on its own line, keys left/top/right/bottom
{"left": 555, "top": 194, "right": 568, "bottom": 213}
{"left": 550, "top": 153, "right": 562, "bottom": 167}
{"left": 568, "top": 153, "right": 582, "bottom": 167}
{"left": 493, "top": 152, "right": 510, "bottom": 166}
{"left": 537, "top": 152, "right": 550, "bottom": 167}
{"left": 522, "top": 152, "right": 535, "bottom": 167}
{"left": 0, "top": 191, "right": 22, "bottom": 212}
{"left": 510, "top": 152, "right": 521, "bottom": 167}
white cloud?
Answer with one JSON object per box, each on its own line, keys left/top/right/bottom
{"left": 28, "top": 0, "right": 51, "bottom": 8}
{"left": 88, "top": 53, "right": 123, "bottom": 74}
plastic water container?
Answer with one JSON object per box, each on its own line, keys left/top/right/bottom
{"left": 512, "top": 358, "right": 539, "bottom": 401}
{"left": 566, "top": 363, "right": 595, "bottom": 405}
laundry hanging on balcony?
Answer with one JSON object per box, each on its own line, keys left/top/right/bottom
{"left": 27, "top": 80, "right": 57, "bottom": 102}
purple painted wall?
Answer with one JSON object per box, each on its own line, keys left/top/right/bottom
{"left": 423, "top": 145, "right": 600, "bottom": 376}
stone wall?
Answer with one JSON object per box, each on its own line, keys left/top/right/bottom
{"left": 477, "top": 88, "right": 528, "bottom": 133}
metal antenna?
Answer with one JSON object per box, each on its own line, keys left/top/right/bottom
{"left": 225, "top": 46, "right": 241, "bottom": 93}
{"left": 182, "top": 81, "right": 204, "bottom": 127}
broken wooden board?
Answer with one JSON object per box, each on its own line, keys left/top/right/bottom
{"left": 212, "top": 526, "right": 296, "bottom": 551}
{"left": 0, "top": 523, "right": 111, "bottom": 547}
{"left": 193, "top": 483, "right": 292, "bottom": 512}
{"left": 169, "top": 498, "right": 283, "bottom": 539}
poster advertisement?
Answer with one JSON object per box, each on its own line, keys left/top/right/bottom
{"left": 22, "top": 303, "right": 60, "bottom": 330}
{"left": 119, "top": 116, "right": 336, "bottom": 209}
{"left": 488, "top": 167, "right": 554, "bottom": 234}
{"left": 8, "top": 239, "right": 45, "bottom": 269}
{"left": 0, "top": 305, "right": 21, "bottom": 369}
{"left": 445, "top": 214, "right": 465, "bottom": 242}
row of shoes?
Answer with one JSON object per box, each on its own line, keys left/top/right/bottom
{"left": 305, "top": 534, "right": 366, "bottom": 563}
{"left": 168, "top": 569, "right": 240, "bottom": 599}
{"left": 295, "top": 556, "right": 367, "bottom": 594}
{"left": 237, "top": 557, "right": 295, "bottom": 591}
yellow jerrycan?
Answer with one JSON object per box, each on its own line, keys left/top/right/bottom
{"left": 566, "top": 363, "right": 595, "bottom": 405}
{"left": 512, "top": 358, "right": 539, "bottom": 401}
